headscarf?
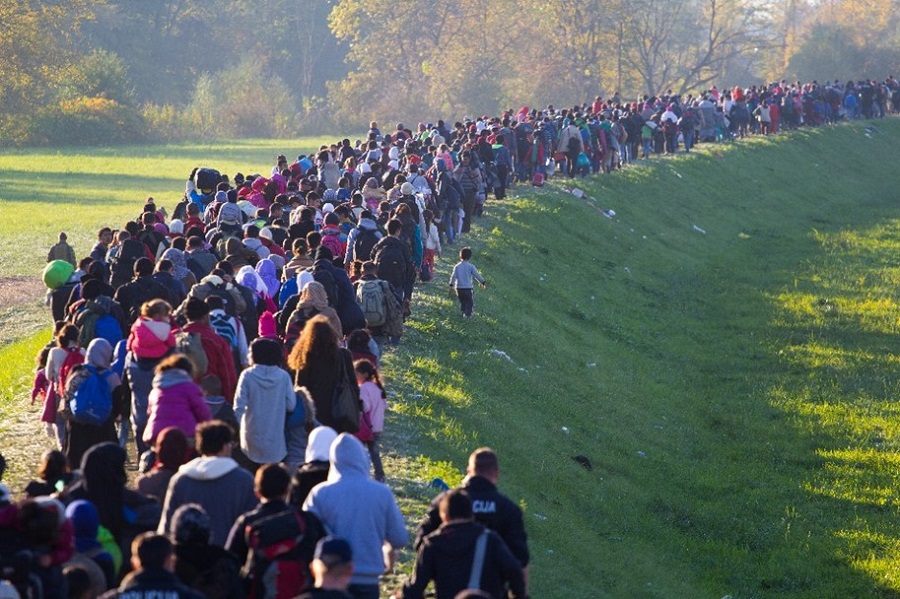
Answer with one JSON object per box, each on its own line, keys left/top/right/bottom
{"left": 305, "top": 426, "right": 338, "bottom": 463}
{"left": 86, "top": 338, "right": 120, "bottom": 389}
{"left": 168, "top": 219, "right": 184, "bottom": 236}
{"left": 255, "top": 259, "right": 280, "bottom": 299}
{"left": 171, "top": 503, "right": 211, "bottom": 545}
{"left": 300, "top": 281, "right": 329, "bottom": 311}
{"left": 70, "top": 442, "right": 127, "bottom": 540}
{"left": 297, "top": 270, "right": 315, "bottom": 294}
{"left": 365, "top": 177, "right": 379, "bottom": 188}
{"left": 237, "top": 265, "right": 267, "bottom": 298}
{"left": 65, "top": 500, "right": 102, "bottom": 553}
{"left": 154, "top": 426, "right": 190, "bottom": 471}
{"left": 161, "top": 248, "right": 192, "bottom": 281}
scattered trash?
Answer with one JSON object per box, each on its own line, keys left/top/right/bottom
{"left": 672, "top": 170, "right": 683, "bottom": 179}
{"left": 642, "top": 235, "right": 647, "bottom": 239}
{"left": 429, "top": 478, "right": 449, "bottom": 491}
{"left": 603, "top": 209, "right": 616, "bottom": 219}
{"left": 534, "top": 513, "right": 548, "bottom": 521}
{"left": 489, "top": 349, "right": 514, "bottom": 362}
{"left": 561, "top": 426, "right": 570, "bottom": 433}
{"left": 637, "top": 451, "right": 647, "bottom": 458}
{"left": 624, "top": 266, "right": 631, "bottom": 274}
{"left": 572, "top": 455, "right": 593, "bottom": 471}
{"left": 590, "top": 295, "right": 595, "bottom": 301}
{"left": 570, "top": 188, "right": 585, "bottom": 198}
{"left": 692, "top": 224, "right": 707, "bottom": 234}
{"left": 587, "top": 362, "right": 597, "bottom": 368}
{"left": 517, "top": 367, "right": 528, "bottom": 373}
{"left": 738, "top": 232, "right": 751, "bottom": 239}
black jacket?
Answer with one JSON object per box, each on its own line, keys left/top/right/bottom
{"left": 99, "top": 568, "right": 205, "bottom": 599}
{"left": 401, "top": 521, "right": 525, "bottom": 599}
{"left": 415, "top": 475, "right": 530, "bottom": 567}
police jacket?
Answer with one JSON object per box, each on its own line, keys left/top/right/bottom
{"left": 414, "top": 475, "right": 530, "bottom": 566}
{"left": 99, "top": 567, "right": 206, "bottom": 599}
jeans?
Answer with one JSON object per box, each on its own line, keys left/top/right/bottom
{"left": 127, "top": 355, "right": 157, "bottom": 455}
{"left": 442, "top": 206, "right": 458, "bottom": 244}
{"left": 367, "top": 432, "right": 385, "bottom": 481}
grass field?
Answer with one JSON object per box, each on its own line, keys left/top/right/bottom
{"left": 3, "top": 122, "right": 900, "bottom": 598}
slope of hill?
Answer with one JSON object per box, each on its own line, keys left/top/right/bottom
{"left": 386, "top": 120, "right": 900, "bottom": 598}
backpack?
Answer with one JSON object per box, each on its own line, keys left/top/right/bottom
{"left": 244, "top": 510, "right": 317, "bottom": 599}
{"left": 356, "top": 280, "right": 387, "bottom": 327}
{"left": 174, "top": 331, "right": 208, "bottom": 377}
{"left": 320, "top": 231, "right": 344, "bottom": 260}
{"left": 69, "top": 365, "right": 113, "bottom": 426}
{"left": 58, "top": 347, "right": 85, "bottom": 396}
{"left": 94, "top": 314, "right": 124, "bottom": 346}
{"left": 209, "top": 312, "right": 238, "bottom": 349}
{"left": 567, "top": 133, "right": 581, "bottom": 153}
{"left": 353, "top": 228, "right": 379, "bottom": 262}
{"left": 196, "top": 167, "right": 221, "bottom": 193}
{"left": 284, "top": 307, "right": 320, "bottom": 353}
{"left": 374, "top": 239, "right": 407, "bottom": 284}
{"left": 206, "top": 285, "right": 239, "bottom": 318}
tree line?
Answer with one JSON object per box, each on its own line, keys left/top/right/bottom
{"left": 0, "top": 0, "right": 897, "bottom": 146}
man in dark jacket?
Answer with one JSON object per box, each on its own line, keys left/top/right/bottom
{"left": 415, "top": 448, "right": 530, "bottom": 593}
{"left": 397, "top": 489, "right": 524, "bottom": 599}
{"left": 371, "top": 219, "right": 414, "bottom": 306}
{"left": 313, "top": 246, "right": 366, "bottom": 333}
{"left": 100, "top": 532, "right": 205, "bottom": 599}
{"left": 113, "top": 258, "right": 173, "bottom": 324}
{"left": 225, "top": 464, "right": 325, "bottom": 596}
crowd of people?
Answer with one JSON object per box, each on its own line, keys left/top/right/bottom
{"left": 3, "top": 77, "right": 897, "bottom": 599}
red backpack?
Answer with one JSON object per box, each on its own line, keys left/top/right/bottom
{"left": 57, "top": 347, "right": 84, "bottom": 396}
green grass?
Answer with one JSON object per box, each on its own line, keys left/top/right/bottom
{"left": 3, "top": 122, "right": 900, "bottom": 597}
{"left": 0, "top": 138, "right": 340, "bottom": 277}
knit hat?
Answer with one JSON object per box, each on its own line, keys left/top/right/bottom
{"left": 258, "top": 311, "right": 277, "bottom": 338}
{"left": 400, "top": 182, "right": 414, "bottom": 195}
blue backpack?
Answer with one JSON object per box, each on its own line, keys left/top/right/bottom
{"left": 70, "top": 365, "right": 113, "bottom": 426}
{"left": 94, "top": 314, "right": 124, "bottom": 345}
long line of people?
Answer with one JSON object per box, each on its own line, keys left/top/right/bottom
{"left": 6, "top": 76, "right": 897, "bottom": 598}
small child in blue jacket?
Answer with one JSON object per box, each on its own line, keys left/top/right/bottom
{"left": 448, "top": 247, "right": 486, "bottom": 317}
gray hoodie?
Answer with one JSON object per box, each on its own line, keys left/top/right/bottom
{"left": 303, "top": 434, "right": 408, "bottom": 586}
{"left": 234, "top": 364, "right": 296, "bottom": 464}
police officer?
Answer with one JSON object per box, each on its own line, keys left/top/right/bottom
{"left": 414, "top": 447, "right": 530, "bottom": 593}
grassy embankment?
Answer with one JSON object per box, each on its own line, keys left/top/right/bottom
{"left": 3, "top": 123, "right": 900, "bottom": 597}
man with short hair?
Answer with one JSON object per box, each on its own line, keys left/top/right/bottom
{"left": 415, "top": 448, "right": 530, "bottom": 593}
{"left": 295, "top": 537, "right": 356, "bottom": 599}
{"left": 395, "top": 490, "right": 525, "bottom": 599}
{"left": 158, "top": 421, "right": 257, "bottom": 547}
{"left": 113, "top": 257, "right": 172, "bottom": 324}
{"left": 226, "top": 463, "right": 325, "bottom": 597}
{"left": 99, "top": 532, "right": 205, "bottom": 599}
{"left": 185, "top": 235, "right": 217, "bottom": 279}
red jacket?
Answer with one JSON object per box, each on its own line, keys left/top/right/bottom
{"left": 178, "top": 321, "right": 237, "bottom": 402}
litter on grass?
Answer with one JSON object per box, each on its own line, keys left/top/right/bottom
{"left": 692, "top": 224, "right": 707, "bottom": 234}
{"left": 489, "top": 349, "right": 514, "bottom": 362}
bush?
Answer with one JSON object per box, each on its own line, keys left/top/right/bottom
{"left": 30, "top": 96, "right": 145, "bottom": 146}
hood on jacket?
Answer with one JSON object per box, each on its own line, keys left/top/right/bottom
{"left": 224, "top": 237, "right": 243, "bottom": 256}
{"left": 306, "top": 426, "right": 338, "bottom": 463}
{"left": 153, "top": 368, "right": 194, "bottom": 390}
{"left": 65, "top": 500, "right": 102, "bottom": 553}
{"left": 143, "top": 319, "right": 171, "bottom": 341}
{"left": 218, "top": 201, "right": 243, "bottom": 224}
{"left": 427, "top": 520, "right": 487, "bottom": 558}
{"left": 86, "top": 337, "right": 113, "bottom": 370}
{"left": 357, "top": 218, "right": 379, "bottom": 231}
{"left": 327, "top": 433, "right": 370, "bottom": 482}
{"left": 241, "top": 364, "right": 286, "bottom": 390}
{"left": 179, "top": 456, "right": 240, "bottom": 481}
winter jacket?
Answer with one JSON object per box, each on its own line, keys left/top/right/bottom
{"left": 233, "top": 364, "right": 296, "bottom": 464}
{"left": 100, "top": 567, "right": 206, "bottom": 599}
{"left": 114, "top": 276, "right": 173, "bottom": 324}
{"left": 128, "top": 318, "right": 175, "bottom": 359}
{"left": 415, "top": 475, "right": 530, "bottom": 567}
{"left": 159, "top": 456, "right": 257, "bottom": 547}
{"left": 143, "top": 368, "right": 212, "bottom": 445}
{"left": 303, "top": 434, "right": 408, "bottom": 586}
{"left": 344, "top": 219, "right": 383, "bottom": 266}
{"left": 401, "top": 521, "right": 525, "bottom": 599}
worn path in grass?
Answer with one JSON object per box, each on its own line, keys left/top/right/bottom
{"left": 3, "top": 123, "right": 900, "bottom": 598}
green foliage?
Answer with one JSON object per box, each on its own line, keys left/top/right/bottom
{"left": 56, "top": 49, "right": 136, "bottom": 106}
{"left": 29, "top": 97, "right": 145, "bottom": 146}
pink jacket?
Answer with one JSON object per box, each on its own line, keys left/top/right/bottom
{"left": 143, "top": 369, "right": 212, "bottom": 444}
{"left": 128, "top": 318, "right": 175, "bottom": 359}
{"left": 359, "top": 380, "right": 386, "bottom": 433}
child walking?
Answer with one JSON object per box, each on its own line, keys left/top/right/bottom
{"left": 448, "top": 247, "right": 486, "bottom": 318}
{"left": 354, "top": 359, "right": 387, "bottom": 482}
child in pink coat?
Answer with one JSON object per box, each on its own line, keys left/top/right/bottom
{"left": 355, "top": 359, "right": 387, "bottom": 482}
{"left": 127, "top": 299, "right": 175, "bottom": 359}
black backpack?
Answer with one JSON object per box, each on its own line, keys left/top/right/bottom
{"left": 374, "top": 238, "right": 407, "bottom": 284}
{"left": 353, "top": 228, "right": 379, "bottom": 262}
{"left": 110, "top": 239, "right": 146, "bottom": 286}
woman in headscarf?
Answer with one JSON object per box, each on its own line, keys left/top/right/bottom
{"left": 160, "top": 247, "right": 197, "bottom": 290}
{"left": 170, "top": 504, "right": 242, "bottom": 599}
{"left": 288, "top": 425, "right": 338, "bottom": 507}
{"left": 254, "top": 258, "right": 280, "bottom": 301}
{"left": 136, "top": 426, "right": 191, "bottom": 502}
{"left": 287, "top": 315, "right": 358, "bottom": 433}
{"left": 65, "top": 499, "right": 117, "bottom": 591}
{"left": 62, "top": 338, "right": 122, "bottom": 469}
{"left": 282, "top": 281, "right": 342, "bottom": 353}
{"left": 237, "top": 264, "right": 277, "bottom": 313}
